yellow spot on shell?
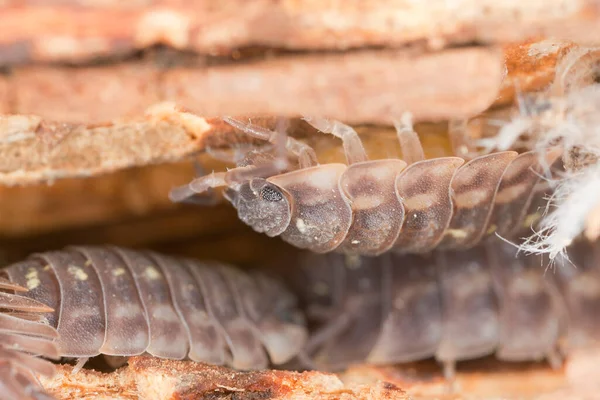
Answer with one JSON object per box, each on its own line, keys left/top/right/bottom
{"left": 352, "top": 195, "right": 383, "bottom": 209}
{"left": 486, "top": 224, "right": 497, "bottom": 234}
{"left": 112, "top": 268, "right": 126, "bottom": 277}
{"left": 296, "top": 218, "right": 307, "bottom": 233}
{"left": 313, "top": 281, "right": 329, "bottom": 296}
{"left": 25, "top": 268, "right": 41, "bottom": 290}
{"left": 446, "top": 229, "right": 467, "bottom": 239}
{"left": 145, "top": 266, "right": 161, "bottom": 280}
{"left": 344, "top": 254, "right": 361, "bottom": 269}
{"left": 523, "top": 212, "right": 541, "bottom": 228}
{"left": 67, "top": 265, "right": 88, "bottom": 281}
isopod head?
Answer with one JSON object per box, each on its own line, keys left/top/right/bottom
{"left": 224, "top": 178, "right": 292, "bottom": 237}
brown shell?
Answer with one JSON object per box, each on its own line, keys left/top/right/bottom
{"left": 1, "top": 246, "right": 307, "bottom": 373}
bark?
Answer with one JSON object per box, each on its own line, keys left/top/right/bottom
{"left": 0, "top": 1, "right": 597, "bottom": 64}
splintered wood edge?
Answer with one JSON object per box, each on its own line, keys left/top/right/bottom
{"left": 0, "top": 108, "right": 271, "bottom": 187}
{"left": 39, "top": 356, "right": 410, "bottom": 400}
{"left": 0, "top": 0, "right": 597, "bottom": 63}
{"left": 1, "top": 46, "right": 504, "bottom": 124}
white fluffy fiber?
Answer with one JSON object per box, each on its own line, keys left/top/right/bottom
{"left": 519, "top": 164, "right": 600, "bottom": 259}
{"left": 483, "top": 45, "right": 600, "bottom": 259}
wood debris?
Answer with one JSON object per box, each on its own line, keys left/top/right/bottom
{"left": 39, "top": 356, "right": 409, "bottom": 400}
{"left": 0, "top": 105, "right": 258, "bottom": 186}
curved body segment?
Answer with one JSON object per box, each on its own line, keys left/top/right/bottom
{"left": 296, "top": 238, "right": 599, "bottom": 375}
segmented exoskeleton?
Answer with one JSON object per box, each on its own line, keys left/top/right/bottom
{"left": 171, "top": 116, "right": 561, "bottom": 255}
{"left": 295, "top": 237, "right": 600, "bottom": 378}
{"left": 0, "top": 278, "right": 59, "bottom": 400}
{"left": 0, "top": 246, "right": 307, "bottom": 389}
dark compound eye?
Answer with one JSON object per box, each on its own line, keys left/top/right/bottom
{"left": 260, "top": 186, "right": 283, "bottom": 202}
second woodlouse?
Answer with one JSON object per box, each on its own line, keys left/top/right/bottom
{"left": 295, "top": 237, "right": 600, "bottom": 378}
{"left": 0, "top": 246, "right": 308, "bottom": 377}
{"left": 170, "top": 116, "right": 561, "bottom": 255}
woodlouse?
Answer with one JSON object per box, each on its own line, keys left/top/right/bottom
{"left": 295, "top": 237, "right": 600, "bottom": 378}
{"left": 0, "top": 245, "right": 307, "bottom": 387}
{"left": 170, "top": 116, "right": 561, "bottom": 255}
{"left": 0, "top": 277, "right": 59, "bottom": 400}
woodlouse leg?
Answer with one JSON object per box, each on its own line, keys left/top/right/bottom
{"left": 442, "top": 362, "right": 457, "bottom": 392}
{"left": 173, "top": 160, "right": 221, "bottom": 206}
{"left": 169, "top": 171, "right": 229, "bottom": 203}
{"left": 487, "top": 239, "right": 564, "bottom": 365}
{"left": 294, "top": 350, "right": 320, "bottom": 371}
{"left": 298, "top": 252, "right": 351, "bottom": 364}
{"left": 302, "top": 254, "right": 385, "bottom": 370}
{"left": 103, "top": 355, "right": 128, "bottom": 370}
{"left": 205, "top": 143, "right": 260, "bottom": 164}
{"left": 303, "top": 312, "right": 352, "bottom": 356}
{"left": 393, "top": 112, "right": 425, "bottom": 165}
{"left": 554, "top": 240, "right": 600, "bottom": 351}
{"left": 171, "top": 118, "right": 295, "bottom": 203}
{"left": 303, "top": 116, "right": 368, "bottom": 164}
{"left": 224, "top": 116, "right": 318, "bottom": 168}
{"left": 434, "top": 248, "right": 499, "bottom": 380}
{"left": 448, "top": 119, "right": 474, "bottom": 159}
{"left": 71, "top": 357, "right": 89, "bottom": 374}
{"left": 367, "top": 253, "right": 442, "bottom": 364}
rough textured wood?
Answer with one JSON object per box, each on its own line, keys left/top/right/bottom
{"left": 162, "top": 47, "right": 503, "bottom": 124}
{"left": 1, "top": 39, "right": 588, "bottom": 125}
{"left": 3, "top": 46, "right": 504, "bottom": 124}
{"left": 495, "top": 40, "right": 576, "bottom": 107}
{"left": 40, "top": 357, "right": 409, "bottom": 400}
{"left": 0, "top": 1, "right": 597, "bottom": 64}
{"left": 0, "top": 106, "right": 258, "bottom": 186}
{"left": 36, "top": 350, "right": 600, "bottom": 399}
